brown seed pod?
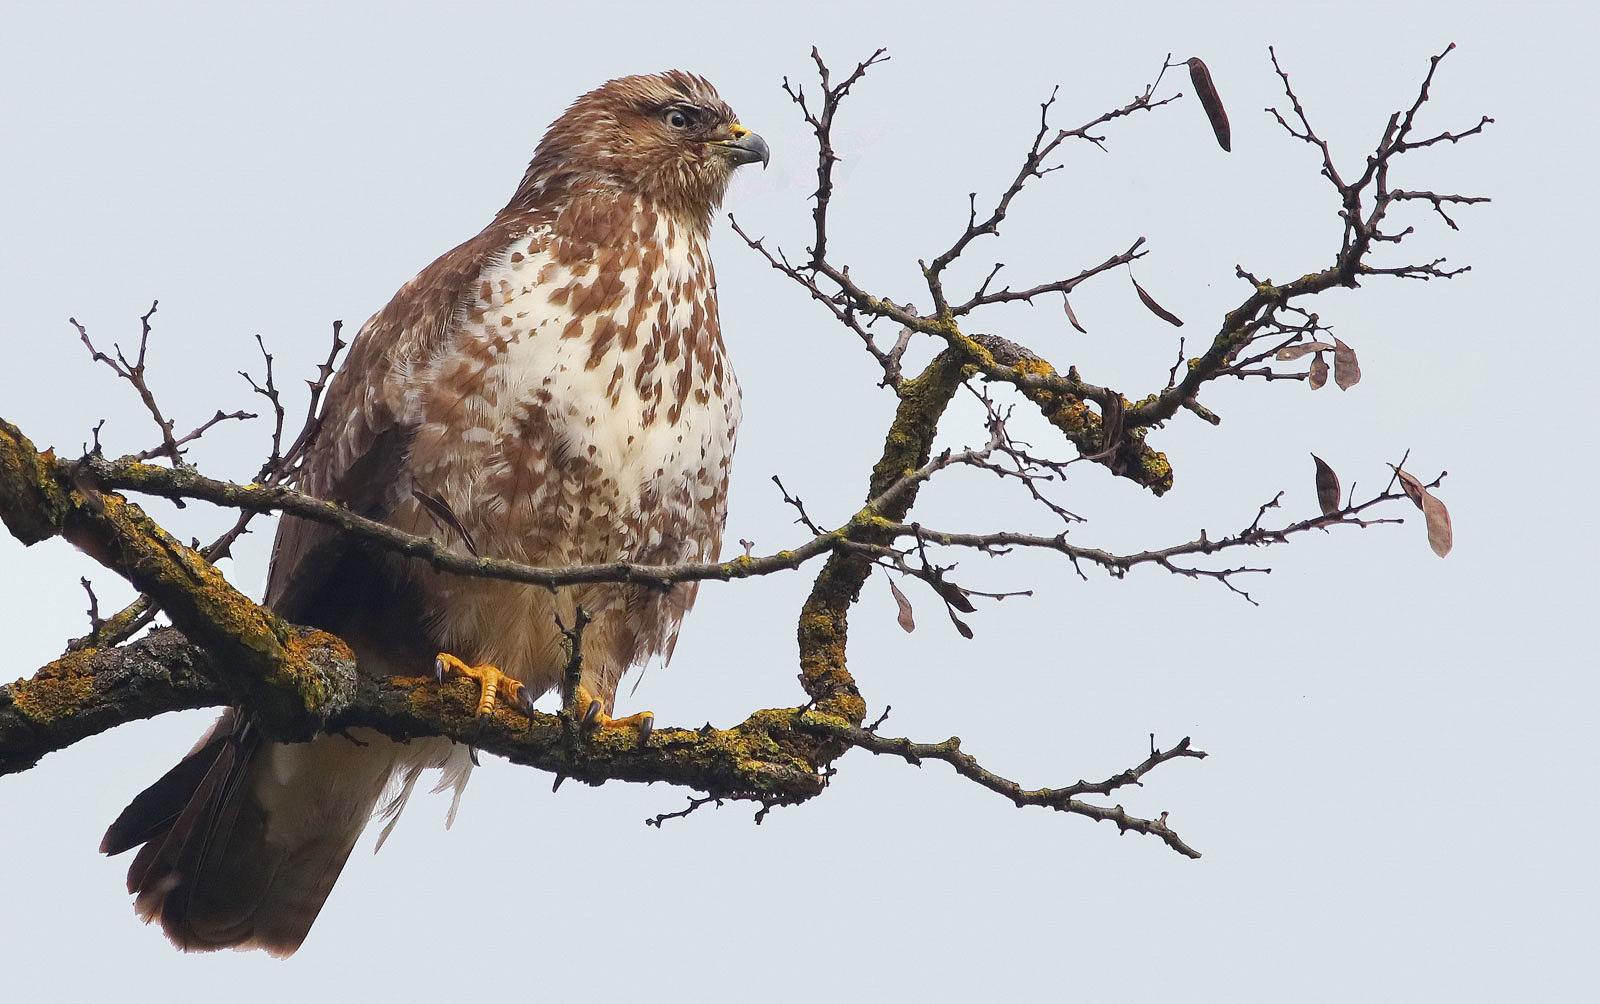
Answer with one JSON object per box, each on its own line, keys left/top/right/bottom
{"left": 1275, "top": 341, "right": 1336, "bottom": 361}
{"left": 1392, "top": 467, "right": 1453, "bottom": 557}
{"left": 1186, "top": 57, "right": 1232, "bottom": 152}
{"left": 888, "top": 578, "right": 915, "bottom": 633}
{"left": 1311, "top": 454, "right": 1341, "bottom": 517}
{"left": 1132, "top": 276, "right": 1184, "bottom": 327}
{"left": 1308, "top": 354, "right": 1329, "bottom": 389}
{"left": 1333, "top": 337, "right": 1362, "bottom": 390}
{"left": 1062, "top": 292, "right": 1087, "bottom": 333}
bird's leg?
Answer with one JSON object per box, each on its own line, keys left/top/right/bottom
{"left": 434, "top": 653, "right": 532, "bottom": 719}
{"left": 555, "top": 606, "right": 653, "bottom": 744}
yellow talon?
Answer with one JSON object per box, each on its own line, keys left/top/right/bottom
{"left": 435, "top": 652, "right": 529, "bottom": 719}
{"left": 569, "top": 683, "right": 654, "bottom": 744}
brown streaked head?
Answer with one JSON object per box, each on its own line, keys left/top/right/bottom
{"left": 509, "top": 71, "right": 767, "bottom": 229}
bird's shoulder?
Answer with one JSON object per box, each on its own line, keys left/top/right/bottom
{"left": 265, "top": 208, "right": 552, "bottom": 610}
{"left": 347, "top": 190, "right": 673, "bottom": 377}
{"left": 368, "top": 209, "right": 557, "bottom": 364}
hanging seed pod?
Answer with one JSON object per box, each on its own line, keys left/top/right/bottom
{"left": 1186, "top": 57, "right": 1232, "bottom": 152}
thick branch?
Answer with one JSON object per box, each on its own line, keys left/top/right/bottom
{"left": 0, "top": 625, "right": 829, "bottom": 805}
{"left": 1, "top": 628, "right": 226, "bottom": 774}
{"left": 793, "top": 350, "right": 968, "bottom": 727}
{"left": 1, "top": 624, "right": 1204, "bottom": 853}
{"left": 1, "top": 418, "right": 353, "bottom": 737}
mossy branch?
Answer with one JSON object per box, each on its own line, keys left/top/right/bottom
{"left": 1, "top": 417, "right": 354, "bottom": 737}
{"left": 795, "top": 349, "right": 968, "bottom": 728}
{"left": 0, "top": 414, "right": 834, "bottom": 805}
{"left": 1, "top": 628, "right": 226, "bottom": 775}
{"left": 0, "top": 624, "right": 828, "bottom": 802}
{"left": 1, "top": 411, "right": 1201, "bottom": 849}
{"left": 2, "top": 623, "right": 1200, "bottom": 850}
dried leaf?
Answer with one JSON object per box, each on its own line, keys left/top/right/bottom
{"left": 1131, "top": 276, "right": 1184, "bottom": 327}
{"left": 950, "top": 613, "right": 974, "bottom": 639}
{"left": 1311, "top": 454, "right": 1341, "bottom": 517}
{"left": 1185, "top": 57, "right": 1231, "bottom": 152}
{"left": 1420, "top": 491, "right": 1453, "bottom": 557}
{"left": 1308, "top": 354, "right": 1329, "bottom": 389}
{"left": 1390, "top": 467, "right": 1452, "bottom": 556}
{"left": 934, "top": 579, "right": 977, "bottom": 614}
{"left": 1275, "top": 341, "right": 1336, "bottom": 361}
{"left": 1062, "top": 292, "right": 1087, "bottom": 333}
{"left": 1333, "top": 337, "right": 1362, "bottom": 390}
{"left": 1393, "top": 467, "right": 1426, "bottom": 509}
{"left": 888, "top": 579, "right": 915, "bottom": 633}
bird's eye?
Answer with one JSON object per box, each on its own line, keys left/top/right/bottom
{"left": 665, "top": 108, "right": 691, "bottom": 129}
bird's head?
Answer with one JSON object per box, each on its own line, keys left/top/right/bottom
{"left": 511, "top": 70, "right": 768, "bottom": 230}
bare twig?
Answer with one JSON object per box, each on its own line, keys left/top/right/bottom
{"left": 923, "top": 69, "right": 1179, "bottom": 319}
{"left": 771, "top": 475, "right": 826, "bottom": 535}
{"left": 79, "top": 578, "right": 104, "bottom": 640}
{"left": 782, "top": 47, "right": 890, "bottom": 266}
{"left": 71, "top": 303, "right": 184, "bottom": 465}
{"left": 644, "top": 793, "right": 724, "bottom": 828}
{"left": 274, "top": 320, "right": 348, "bottom": 485}
{"left": 241, "top": 333, "right": 288, "bottom": 482}
{"left": 803, "top": 715, "right": 1208, "bottom": 858}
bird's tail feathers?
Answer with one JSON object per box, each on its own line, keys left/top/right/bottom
{"left": 102, "top": 714, "right": 413, "bottom": 957}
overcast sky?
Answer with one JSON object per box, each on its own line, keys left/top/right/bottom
{"left": 2, "top": 1, "right": 1594, "bottom": 1001}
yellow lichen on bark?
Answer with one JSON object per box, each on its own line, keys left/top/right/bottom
{"left": 0, "top": 414, "right": 354, "bottom": 735}
{"left": 7, "top": 652, "right": 97, "bottom": 724}
{"left": 794, "top": 350, "right": 968, "bottom": 733}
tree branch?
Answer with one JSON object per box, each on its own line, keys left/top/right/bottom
{"left": 805, "top": 720, "right": 1207, "bottom": 858}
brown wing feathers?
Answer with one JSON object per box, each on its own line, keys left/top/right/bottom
{"left": 103, "top": 226, "right": 515, "bottom": 955}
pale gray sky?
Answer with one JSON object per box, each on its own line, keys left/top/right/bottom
{"left": 3, "top": 1, "right": 1594, "bottom": 1001}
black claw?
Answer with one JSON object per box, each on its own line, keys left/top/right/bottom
{"left": 434, "top": 657, "right": 446, "bottom": 682}
{"left": 468, "top": 746, "right": 481, "bottom": 767}
{"left": 637, "top": 714, "right": 655, "bottom": 746}
{"left": 583, "top": 700, "right": 603, "bottom": 726}
{"left": 516, "top": 685, "right": 537, "bottom": 717}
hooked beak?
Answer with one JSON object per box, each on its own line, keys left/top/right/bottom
{"left": 715, "top": 123, "right": 770, "bottom": 169}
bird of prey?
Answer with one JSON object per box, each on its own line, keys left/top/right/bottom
{"left": 100, "top": 71, "right": 767, "bottom": 957}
